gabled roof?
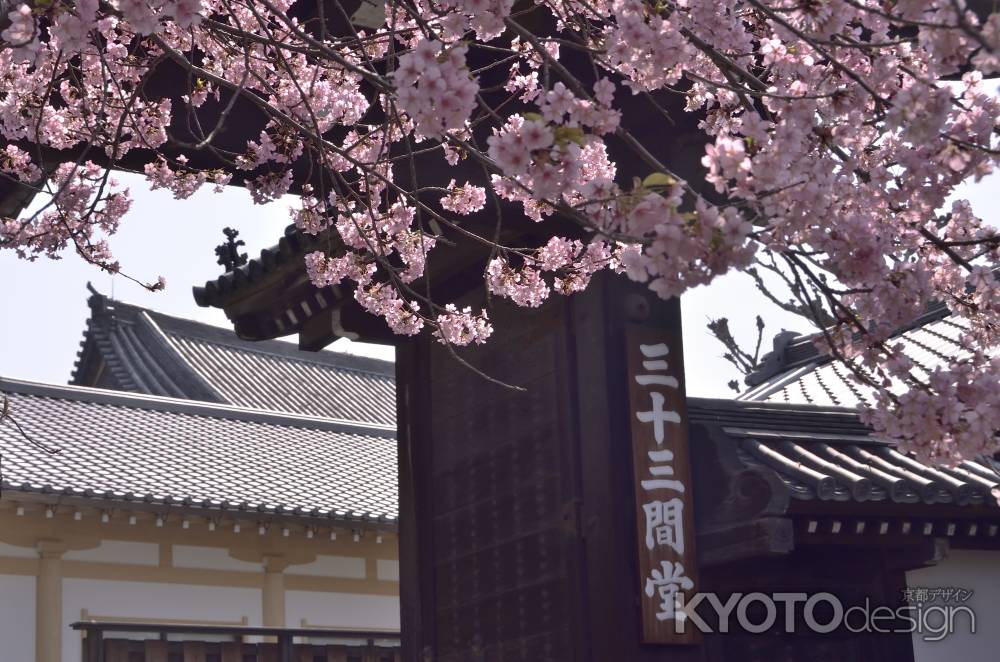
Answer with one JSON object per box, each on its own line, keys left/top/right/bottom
{"left": 71, "top": 287, "right": 396, "bottom": 426}
{"left": 689, "top": 399, "right": 1000, "bottom": 508}
{"left": 738, "top": 303, "right": 975, "bottom": 408}
{"left": 0, "top": 379, "right": 397, "bottom": 523}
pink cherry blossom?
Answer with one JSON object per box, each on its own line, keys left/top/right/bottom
{"left": 393, "top": 39, "right": 478, "bottom": 139}
{"left": 440, "top": 181, "right": 487, "bottom": 215}
{"left": 434, "top": 305, "right": 494, "bottom": 346}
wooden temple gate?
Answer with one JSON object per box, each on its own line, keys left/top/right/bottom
{"left": 396, "top": 275, "right": 703, "bottom": 660}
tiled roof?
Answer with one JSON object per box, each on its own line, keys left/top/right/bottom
{"left": 736, "top": 429, "right": 999, "bottom": 506}
{"left": 739, "top": 303, "right": 978, "bottom": 407}
{"left": 2, "top": 382, "right": 992, "bottom": 524}
{"left": 0, "top": 379, "right": 397, "bottom": 523}
{"left": 192, "top": 224, "right": 358, "bottom": 343}
{"left": 192, "top": 224, "right": 328, "bottom": 311}
{"left": 688, "top": 399, "right": 1000, "bottom": 507}
{"left": 71, "top": 287, "right": 396, "bottom": 426}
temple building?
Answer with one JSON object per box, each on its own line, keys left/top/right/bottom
{"left": 0, "top": 290, "right": 400, "bottom": 662}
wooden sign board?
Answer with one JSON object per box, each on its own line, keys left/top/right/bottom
{"left": 625, "top": 323, "right": 700, "bottom": 645}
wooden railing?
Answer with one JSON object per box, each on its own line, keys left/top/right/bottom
{"left": 70, "top": 621, "right": 401, "bottom": 662}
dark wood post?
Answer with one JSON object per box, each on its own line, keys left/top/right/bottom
{"left": 396, "top": 272, "right": 705, "bottom": 662}
{"left": 277, "top": 633, "right": 294, "bottom": 662}
{"left": 84, "top": 626, "right": 103, "bottom": 662}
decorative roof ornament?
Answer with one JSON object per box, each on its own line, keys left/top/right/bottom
{"left": 214, "top": 227, "right": 247, "bottom": 273}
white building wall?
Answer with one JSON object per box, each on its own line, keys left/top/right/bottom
{"left": 0, "top": 574, "right": 36, "bottom": 662}
{"left": 287, "top": 554, "right": 366, "bottom": 579}
{"left": 61, "top": 579, "right": 263, "bottom": 662}
{"left": 286, "top": 590, "right": 400, "bottom": 630}
{"left": 376, "top": 560, "right": 400, "bottom": 582}
{"left": 907, "top": 548, "right": 1000, "bottom": 662}
{"left": 0, "top": 542, "right": 39, "bottom": 559}
{"left": 63, "top": 541, "right": 159, "bottom": 566}
{"left": 171, "top": 545, "right": 262, "bottom": 572}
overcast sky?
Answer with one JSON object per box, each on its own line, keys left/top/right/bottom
{"left": 1, "top": 169, "right": 996, "bottom": 399}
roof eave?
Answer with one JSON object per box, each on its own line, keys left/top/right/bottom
{"left": 0, "top": 488, "right": 399, "bottom": 530}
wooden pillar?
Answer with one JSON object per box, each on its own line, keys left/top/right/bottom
{"left": 262, "top": 555, "right": 288, "bottom": 628}
{"left": 36, "top": 540, "right": 65, "bottom": 662}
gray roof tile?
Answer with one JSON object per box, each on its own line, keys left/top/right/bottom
{"left": 737, "top": 434, "right": 999, "bottom": 506}
{"left": 71, "top": 289, "right": 395, "bottom": 426}
{"left": 688, "top": 399, "right": 999, "bottom": 507}
{"left": 741, "top": 308, "right": 982, "bottom": 408}
{"left": 0, "top": 379, "right": 397, "bottom": 522}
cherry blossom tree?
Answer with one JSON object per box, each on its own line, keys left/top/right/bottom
{"left": 1, "top": 0, "right": 998, "bottom": 468}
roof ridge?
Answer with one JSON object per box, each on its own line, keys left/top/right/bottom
{"left": 75, "top": 286, "right": 394, "bottom": 379}
{"left": 0, "top": 378, "right": 396, "bottom": 439}
{"left": 138, "top": 311, "right": 227, "bottom": 401}
{"left": 687, "top": 396, "right": 866, "bottom": 417}
{"left": 163, "top": 325, "right": 395, "bottom": 378}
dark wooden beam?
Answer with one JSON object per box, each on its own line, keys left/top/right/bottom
{"left": 697, "top": 517, "right": 794, "bottom": 567}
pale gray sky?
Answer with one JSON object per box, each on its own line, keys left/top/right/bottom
{"left": 2, "top": 169, "right": 996, "bottom": 398}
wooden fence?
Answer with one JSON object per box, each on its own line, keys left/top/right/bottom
{"left": 71, "top": 621, "right": 401, "bottom": 662}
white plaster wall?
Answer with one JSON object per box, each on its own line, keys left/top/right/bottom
{"left": 287, "top": 554, "right": 366, "bottom": 579}
{"left": 0, "top": 542, "right": 38, "bottom": 559}
{"left": 0, "top": 574, "right": 36, "bottom": 662}
{"left": 61, "top": 579, "right": 263, "bottom": 662}
{"left": 286, "top": 591, "right": 400, "bottom": 631}
{"left": 907, "top": 548, "right": 1000, "bottom": 662}
{"left": 376, "top": 559, "right": 399, "bottom": 581}
{"left": 171, "top": 545, "right": 261, "bottom": 572}
{"left": 64, "top": 541, "right": 159, "bottom": 566}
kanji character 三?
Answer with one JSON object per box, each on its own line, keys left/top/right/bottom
{"left": 633, "top": 343, "right": 681, "bottom": 445}
{"left": 640, "top": 449, "right": 685, "bottom": 493}
{"left": 635, "top": 343, "right": 679, "bottom": 389}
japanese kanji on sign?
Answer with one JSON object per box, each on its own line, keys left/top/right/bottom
{"left": 626, "top": 323, "right": 699, "bottom": 645}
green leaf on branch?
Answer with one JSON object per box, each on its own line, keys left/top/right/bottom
{"left": 641, "top": 172, "right": 676, "bottom": 189}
